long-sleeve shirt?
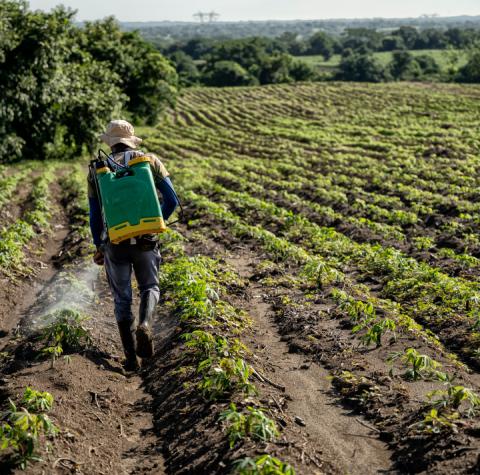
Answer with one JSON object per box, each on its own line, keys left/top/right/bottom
{"left": 87, "top": 150, "right": 179, "bottom": 246}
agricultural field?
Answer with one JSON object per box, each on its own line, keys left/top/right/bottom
{"left": 298, "top": 49, "right": 468, "bottom": 73}
{"left": 1, "top": 81, "right": 480, "bottom": 474}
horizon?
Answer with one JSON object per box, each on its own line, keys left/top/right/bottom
{"left": 118, "top": 13, "right": 480, "bottom": 24}
{"left": 29, "top": 0, "right": 480, "bottom": 23}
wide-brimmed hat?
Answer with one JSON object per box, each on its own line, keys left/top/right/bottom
{"left": 99, "top": 120, "right": 142, "bottom": 148}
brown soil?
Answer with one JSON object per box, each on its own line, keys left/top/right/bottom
{"left": 229, "top": 254, "right": 394, "bottom": 474}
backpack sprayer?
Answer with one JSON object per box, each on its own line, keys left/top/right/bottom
{"left": 89, "top": 150, "right": 183, "bottom": 244}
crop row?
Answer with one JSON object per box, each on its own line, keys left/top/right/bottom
{"left": 155, "top": 229, "right": 296, "bottom": 474}
{"left": 0, "top": 162, "right": 58, "bottom": 275}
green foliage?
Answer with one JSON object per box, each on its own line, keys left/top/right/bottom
{"left": 41, "top": 308, "right": 92, "bottom": 350}
{"left": 428, "top": 385, "right": 480, "bottom": 414}
{"left": 415, "top": 408, "right": 459, "bottom": 434}
{"left": 388, "top": 348, "right": 447, "bottom": 381}
{"left": 0, "top": 164, "right": 56, "bottom": 273}
{"left": 197, "top": 357, "right": 256, "bottom": 400}
{"left": 0, "top": 388, "right": 58, "bottom": 469}
{"left": 40, "top": 308, "right": 92, "bottom": 367}
{"left": 389, "top": 50, "right": 422, "bottom": 80}
{"left": 232, "top": 455, "right": 295, "bottom": 475}
{"left": 205, "top": 61, "right": 257, "bottom": 87}
{"left": 458, "top": 47, "right": 480, "bottom": 83}
{"left": 307, "top": 31, "right": 335, "bottom": 59}
{"left": 220, "top": 403, "right": 279, "bottom": 448}
{"left": 183, "top": 330, "right": 247, "bottom": 359}
{"left": 0, "top": 3, "right": 177, "bottom": 162}
{"left": 169, "top": 50, "right": 200, "bottom": 86}
{"left": 21, "top": 388, "right": 54, "bottom": 413}
{"left": 337, "top": 52, "right": 386, "bottom": 82}
{"left": 355, "top": 318, "right": 396, "bottom": 347}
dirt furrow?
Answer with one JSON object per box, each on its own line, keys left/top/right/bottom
{"left": 231, "top": 254, "right": 395, "bottom": 474}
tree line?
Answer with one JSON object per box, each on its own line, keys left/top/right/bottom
{"left": 162, "top": 27, "right": 480, "bottom": 87}
{"left": 126, "top": 17, "right": 480, "bottom": 42}
{"left": 0, "top": 1, "right": 178, "bottom": 162}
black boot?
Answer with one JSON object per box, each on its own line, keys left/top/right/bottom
{"left": 117, "top": 320, "right": 139, "bottom": 372}
{"left": 136, "top": 290, "right": 157, "bottom": 358}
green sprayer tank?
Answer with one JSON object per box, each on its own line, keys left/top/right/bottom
{"left": 95, "top": 156, "right": 166, "bottom": 244}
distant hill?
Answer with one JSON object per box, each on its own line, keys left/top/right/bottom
{"left": 120, "top": 16, "right": 480, "bottom": 41}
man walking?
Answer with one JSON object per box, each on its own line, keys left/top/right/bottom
{"left": 88, "top": 120, "right": 178, "bottom": 371}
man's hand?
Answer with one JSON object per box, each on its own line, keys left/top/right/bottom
{"left": 93, "top": 248, "right": 104, "bottom": 266}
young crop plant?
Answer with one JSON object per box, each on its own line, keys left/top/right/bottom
{"left": 220, "top": 403, "right": 279, "bottom": 448}
{"left": 412, "top": 236, "right": 434, "bottom": 252}
{"left": 414, "top": 408, "right": 460, "bottom": 435}
{"left": 331, "top": 289, "right": 376, "bottom": 323}
{"left": 301, "top": 258, "right": 344, "bottom": 289}
{"left": 183, "top": 331, "right": 248, "bottom": 359}
{"left": 21, "top": 388, "right": 54, "bottom": 413}
{"left": 40, "top": 308, "right": 92, "bottom": 368}
{"left": 354, "top": 318, "right": 396, "bottom": 348}
{"left": 197, "top": 356, "right": 257, "bottom": 400}
{"left": 428, "top": 385, "right": 480, "bottom": 416}
{"left": 388, "top": 348, "right": 448, "bottom": 381}
{"left": 232, "top": 454, "right": 295, "bottom": 475}
{"left": 0, "top": 388, "right": 58, "bottom": 469}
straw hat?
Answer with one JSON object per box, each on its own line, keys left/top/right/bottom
{"left": 99, "top": 120, "right": 142, "bottom": 148}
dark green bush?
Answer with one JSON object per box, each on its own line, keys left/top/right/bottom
{"left": 0, "top": 2, "right": 177, "bottom": 162}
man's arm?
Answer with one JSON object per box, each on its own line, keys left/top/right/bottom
{"left": 147, "top": 153, "right": 179, "bottom": 221}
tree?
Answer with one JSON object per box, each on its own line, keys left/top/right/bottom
{"left": 389, "top": 51, "right": 422, "bottom": 80}
{"left": 337, "top": 52, "right": 386, "bottom": 82}
{"left": 308, "top": 31, "right": 334, "bottom": 60}
{"left": 458, "top": 49, "right": 480, "bottom": 83}
{"left": 80, "top": 18, "right": 178, "bottom": 125}
{"left": 204, "top": 61, "right": 256, "bottom": 87}
{"left": 381, "top": 36, "right": 405, "bottom": 52}
{"left": 0, "top": 3, "right": 124, "bottom": 161}
{"left": 289, "top": 61, "right": 316, "bottom": 81}
{"left": 392, "top": 26, "right": 419, "bottom": 49}
{"left": 277, "top": 32, "right": 308, "bottom": 56}
{"left": 169, "top": 51, "right": 200, "bottom": 86}
{"left": 342, "top": 28, "right": 382, "bottom": 52}
{"left": 0, "top": 2, "right": 177, "bottom": 162}
{"left": 415, "top": 55, "right": 440, "bottom": 75}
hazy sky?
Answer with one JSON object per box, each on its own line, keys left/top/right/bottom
{"left": 29, "top": 0, "right": 480, "bottom": 22}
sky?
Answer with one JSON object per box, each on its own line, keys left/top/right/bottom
{"left": 28, "top": 0, "right": 480, "bottom": 22}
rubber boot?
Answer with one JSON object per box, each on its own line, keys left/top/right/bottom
{"left": 136, "top": 290, "right": 156, "bottom": 358}
{"left": 117, "top": 320, "right": 139, "bottom": 372}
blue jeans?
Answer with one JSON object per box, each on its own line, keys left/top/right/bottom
{"left": 104, "top": 242, "right": 161, "bottom": 322}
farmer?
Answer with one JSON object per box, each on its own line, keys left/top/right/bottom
{"left": 88, "top": 120, "right": 178, "bottom": 371}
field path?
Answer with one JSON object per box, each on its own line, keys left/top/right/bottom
{"left": 0, "top": 176, "right": 68, "bottom": 344}
{"left": 229, "top": 253, "right": 394, "bottom": 474}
